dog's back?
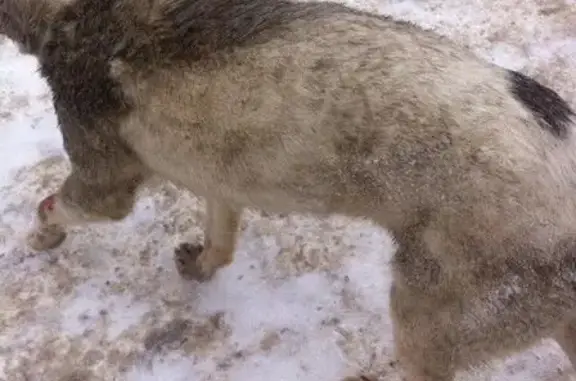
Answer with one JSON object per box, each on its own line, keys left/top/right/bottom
{"left": 107, "top": 1, "right": 576, "bottom": 231}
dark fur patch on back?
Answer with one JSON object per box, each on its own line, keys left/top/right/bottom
{"left": 507, "top": 70, "right": 574, "bottom": 139}
{"left": 38, "top": 0, "right": 391, "bottom": 121}
{"left": 40, "top": 0, "right": 128, "bottom": 121}
{"left": 126, "top": 0, "right": 379, "bottom": 64}
{"left": 33, "top": 0, "right": 416, "bottom": 149}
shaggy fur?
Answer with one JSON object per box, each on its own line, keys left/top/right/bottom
{"left": 2, "top": 0, "right": 576, "bottom": 380}
{"left": 507, "top": 69, "right": 574, "bottom": 138}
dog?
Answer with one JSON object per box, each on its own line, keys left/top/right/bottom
{"left": 2, "top": 0, "right": 576, "bottom": 379}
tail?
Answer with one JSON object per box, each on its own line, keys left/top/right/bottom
{"left": 0, "top": 0, "right": 60, "bottom": 55}
{"left": 506, "top": 69, "right": 575, "bottom": 139}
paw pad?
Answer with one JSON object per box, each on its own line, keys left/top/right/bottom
{"left": 173, "top": 242, "right": 212, "bottom": 282}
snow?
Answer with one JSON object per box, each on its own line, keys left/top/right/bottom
{"left": 1, "top": 0, "right": 576, "bottom": 380}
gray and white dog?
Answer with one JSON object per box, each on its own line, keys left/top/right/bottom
{"left": 2, "top": 0, "right": 576, "bottom": 379}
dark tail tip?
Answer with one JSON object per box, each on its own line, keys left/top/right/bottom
{"left": 507, "top": 69, "right": 574, "bottom": 139}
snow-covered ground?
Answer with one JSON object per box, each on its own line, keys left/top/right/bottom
{"left": 1, "top": 0, "right": 575, "bottom": 380}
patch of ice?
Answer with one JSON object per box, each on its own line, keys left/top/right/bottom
{"left": 107, "top": 297, "right": 152, "bottom": 340}
{"left": 228, "top": 338, "right": 346, "bottom": 381}
{"left": 196, "top": 229, "right": 343, "bottom": 345}
{"left": 490, "top": 43, "right": 529, "bottom": 70}
{"left": 126, "top": 354, "right": 200, "bottom": 381}
{"left": 61, "top": 280, "right": 151, "bottom": 339}
{"left": 339, "top": 224, "right": 394, "bottom": 316}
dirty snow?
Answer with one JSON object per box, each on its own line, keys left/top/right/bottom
{"left": 1, "top": 0, "right": 575, "bottom": 380}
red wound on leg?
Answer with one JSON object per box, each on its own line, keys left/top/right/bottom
{"left": 40, "top": 195, "right": 56, "bottom": 212}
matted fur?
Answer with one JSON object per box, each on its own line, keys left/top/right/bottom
{"left": 2, "top": 0, "right": 576, "bottom": 380}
